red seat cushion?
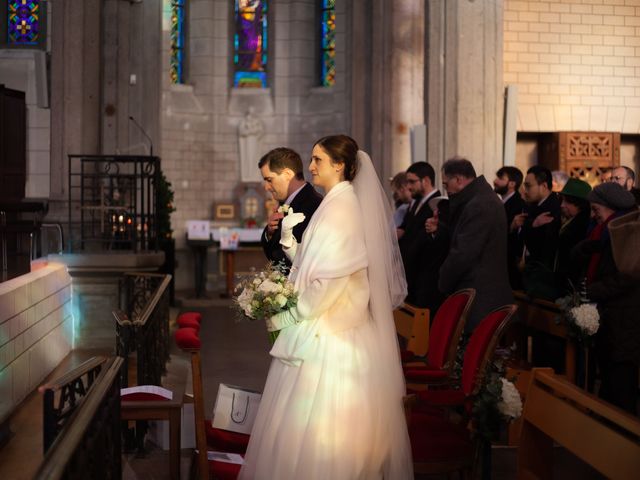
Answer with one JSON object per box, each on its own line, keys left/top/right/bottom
{"left": 416, "top": 388, "right": 466, "bottom": 407}
{"left": 121, "top": 392, "right": 170, "bottom": 402}
{"left": 177, "top": 317, "right": 200, "bottom": 331}
{"left": 409, "top": 413, "right": 473, "bottom": 464}
{"left": 427, "top": 292, "right": 471, "bottom": 368}
{"left": 174, "top": 327, "right": 201, "bottom": 350}
{"left": 209, "top": 459, "right": 242, "bottom": 480}
{"left": 179, "top": 311, "right": 202, "bottom": 324}
{"left": 205, "top": 419, "right": 250, "bottom": 453}
{"left": 403, "top": 366, "right": 449, "bottom": 382}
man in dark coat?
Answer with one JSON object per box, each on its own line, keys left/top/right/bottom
{"left": 397, "top": 162, "right": 443, "bottom": 311}
{"left": 494, "top": 166, "right": 526, "bottom": 290}
{"left": 512, "top": 165, "right": 562, "bottom": 300}
{"left": 437, "top": 157, "right": 513, "bottom": 332}
{"left": 259, "top": 148, "right": 322, "bottom": 269}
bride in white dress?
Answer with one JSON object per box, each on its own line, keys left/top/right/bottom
{"left": 239, "top": 135, "right": 413, "bottom": 479}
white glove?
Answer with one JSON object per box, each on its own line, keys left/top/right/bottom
{"left": 266, "top": 309, "right": 297, "bottom": 332}
{"left": 280, "top": 208, "right": 305, "bottom": 248}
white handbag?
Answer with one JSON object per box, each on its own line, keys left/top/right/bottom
{"left": 211, "top": 383, "right": 262, "bottom": 435}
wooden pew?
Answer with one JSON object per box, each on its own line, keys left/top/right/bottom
{"left": 513, "top": 292, "right": 577, "bottom": 383}
{"left": 394, "top": 303, "right": 430, "bottom": 358}
{"left": 517, "top": 369, "right": 640, "bottom": 479}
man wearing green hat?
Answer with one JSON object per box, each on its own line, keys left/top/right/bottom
{"left": 555, "top": 177, "right": 592, "bottom": 295}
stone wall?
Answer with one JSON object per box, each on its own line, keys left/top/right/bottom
{"left": 504, "top": 0, "right": 640, "bottom": 132}
{"left": 160, "top": 0, "right": 349, "bottom": 250}
{"left": 0, "top": 263, "right": 73, "bottom": 420}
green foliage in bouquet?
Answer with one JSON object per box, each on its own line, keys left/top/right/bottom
{"left": 471, "top": 345, "right": 522, "bottom": 441}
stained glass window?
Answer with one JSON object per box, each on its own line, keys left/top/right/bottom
{"left": 170, "top": 0, "right": 186, "bottom": 84}
{"left": 234, "top": 0, "right": 267, "bottom": 88}
{"left": 8, "top": 0, "right": 42, "bottom": 46}
{"left": 320, "top": 0, "right": 335, "bottom": 87}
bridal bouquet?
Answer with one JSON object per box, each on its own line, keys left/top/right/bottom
{"left": 234, "top": 262, "right": 297, "bottom": 343}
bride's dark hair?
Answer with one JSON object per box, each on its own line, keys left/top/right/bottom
{"left": 314, "top": 135, "right": 359, "bottom": 181}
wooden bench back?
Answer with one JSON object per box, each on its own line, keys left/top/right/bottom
{"left": 394, "top": 303, "right": 430, "bottom": 357}
{"left": 518, "top": 369, "right": 640, "bottom": 479}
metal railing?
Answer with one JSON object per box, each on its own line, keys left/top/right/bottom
{"left": 113, "top": 272, "right": 172, "bottom": 389}
{"left": 34, "top": 357, "right": 123, "bottom": 480}
{"left": 67, "top": 155, "right": 160, "bottom": 252}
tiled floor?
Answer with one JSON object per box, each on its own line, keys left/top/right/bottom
{"left": 0, "top": 294, "right": 606, "bottom": 479}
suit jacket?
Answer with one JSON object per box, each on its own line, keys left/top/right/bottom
{"left": 438, "top": 177, "right": 513, "bottom": 331}
{"left": 503, "top": 192, "right": 526, "bottom": 289}
{"left": 398, "top": 191, "right": 442, "bottom": 309}
{"left": 519, "top": 193, "right": 562, "bottom": 299}
{"left": 261, "top": 182, "right": 323, "bottom": 268}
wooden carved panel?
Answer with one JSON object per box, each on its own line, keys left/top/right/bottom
{"left": 550, "top": 132, "right": 620, "bottom": 186}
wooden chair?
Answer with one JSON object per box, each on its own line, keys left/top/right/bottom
{"left": 517, "top": 369, "right": 640, "bottom": 479}
{"left": 394, "top": 302, "right": 430, "bottom": 360}
{"left": 406, "top": 304, "right": 518, "bottom": 478}
{"left": 174, "top": 326, "right": 247, "bottom": 480}
{"left": 403, "top": 288, "right": 476, "bottom": 384}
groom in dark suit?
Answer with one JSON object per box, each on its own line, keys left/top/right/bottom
{"left": 259, "top": 147, "right": 323, "bottom": 269}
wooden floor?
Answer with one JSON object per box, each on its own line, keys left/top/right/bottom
{"left": 0, "top": 295, "right": 606, "bottom": 479}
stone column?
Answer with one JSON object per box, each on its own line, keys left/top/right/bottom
{"left": 350, "top": 0, "right": 424, "bottom": 183}
{"left": 425, "top": 0, "right": 504, "bottom": 179}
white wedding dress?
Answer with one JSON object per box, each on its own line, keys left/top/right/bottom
{"left": 239, "top": 162, "right": 413, "bottom": 479}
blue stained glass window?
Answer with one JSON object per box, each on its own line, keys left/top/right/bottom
{"left": 234, "top": 0, "right": 267, "bottom": 88}
{"left": 8, "top": 0, "right": 41, "bottom": 46}
{"left": 320, "top": 0, "right": 335, "bottom": 87}
{"left": 170, "top": 0, "right": 186, "bottom": 84}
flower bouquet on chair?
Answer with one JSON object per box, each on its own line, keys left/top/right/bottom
{"left": 234, "top": 262, "right": 298, "bottom": 344}
{"left": 555, "top": 280, "right": 600, "bottom": 347}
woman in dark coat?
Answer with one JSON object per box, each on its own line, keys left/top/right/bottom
{"left": 575, "top": 182, "right": 640, "bottom": 414}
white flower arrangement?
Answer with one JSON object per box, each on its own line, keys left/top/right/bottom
{"left": 497, "top": 378, "right": 523, "bottom": 420}
{"left": 234, "top": 262, "right": 297, "bottom": 321}
{"left": 569, "top": 303, "right": 599, "bottom": 336}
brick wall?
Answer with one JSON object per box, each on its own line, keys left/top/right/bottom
{"left": 504, "top": 0, "right": 640, "bottom": 133}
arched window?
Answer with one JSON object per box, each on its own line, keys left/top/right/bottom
{"left": 3, "top": 0, "right": 46, "bottom": 48}
{"left": 319, "top": 0, "right": 335, "bottom": 87}
{"left": 234, "top": 0, "right": 268, "bottom": 88}
{"left": 170, "top": 0, "right": 186, "bottom": 84}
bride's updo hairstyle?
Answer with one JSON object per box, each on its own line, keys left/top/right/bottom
{"left": 314, "top": 135, "right": 359, "bottom": 181}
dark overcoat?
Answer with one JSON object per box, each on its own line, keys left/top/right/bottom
{"left": 438, "top": 176, "right": 514, "bottom": 331}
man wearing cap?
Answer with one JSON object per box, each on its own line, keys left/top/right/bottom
{"left": 576, "top": 182, "right": 639, "bottom": 414}
{"left": 555, "top": 178, "right": 592, "bottom": 295}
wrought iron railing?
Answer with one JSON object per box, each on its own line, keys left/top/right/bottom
{"left": 67, "top": 155, "right": 160, "bottom": 252}
{"left": 39, "top": 356, "right": 108, "bottom": 453}
{"left": 113, "top": 272, "right": 172, "bottom": 389}
{"left": 34, "top": 357, "right": 123, "bottom": 480}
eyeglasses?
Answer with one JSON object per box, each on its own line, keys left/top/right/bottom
{"left": 609, "top": 176, "right": 628, "bottom": 182}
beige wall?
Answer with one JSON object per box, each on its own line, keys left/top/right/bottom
{"left": 504, "top": 0, "right": 640, "bottom": 133}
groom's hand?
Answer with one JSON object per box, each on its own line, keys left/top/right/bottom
{"left": 266, "top": 212, "right": 284, "bottom": 238}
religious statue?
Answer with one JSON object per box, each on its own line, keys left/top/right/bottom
{"left": 238, "top": 107, "right": 264, "bottom": 183}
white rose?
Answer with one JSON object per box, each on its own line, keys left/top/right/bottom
{"left": 498, "top": 378, "right": 522, "bottom": 420}
{"left": 258, "top": 279, "right": 281, "bottom": 294}
{"left": 253, "top": 278, "right": 261, "bottom": 286}
{"left": 275, "top": 294, "right": 287, "bottom": 308}
{"left": 277, "top": 204, "right": 290, "bottom": 214}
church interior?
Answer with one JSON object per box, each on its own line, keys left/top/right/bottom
{"left": 1, "top": 0, "right": 640, "bottom": 478}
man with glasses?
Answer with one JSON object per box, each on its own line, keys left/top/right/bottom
{"left": 609, "top": 166, "right": 640, "bottom": 205}
{"left": 397, "top": 161, "right": 443, "bottom": 311}
{"left": 437, "top": 157, "right": 512, "bottom": 332}
{"left": 512, "top": 165, "right": 562, "bottom": 300}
